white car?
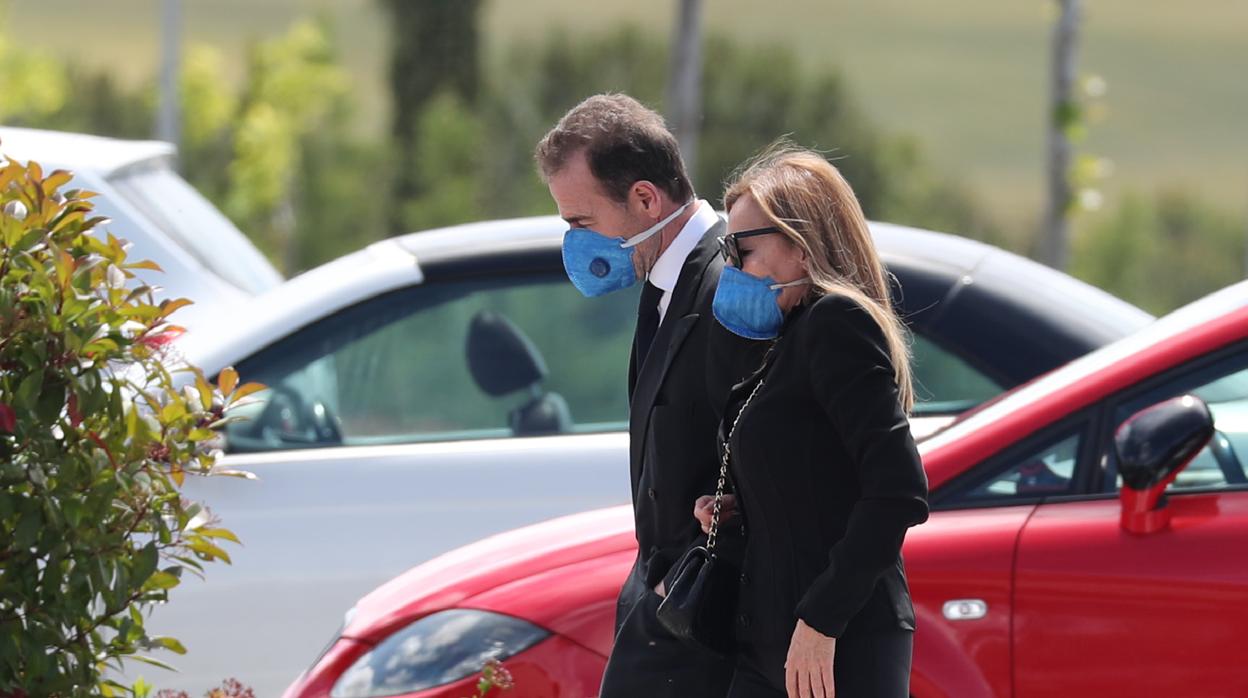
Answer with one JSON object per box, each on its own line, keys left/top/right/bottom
{"left": 0, "top": 127, "right": 282, "bottom": 329}
{"left": 139, "top": 216, "right": 1152, "bottom": 694}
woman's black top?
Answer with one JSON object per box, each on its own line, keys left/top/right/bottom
{"left": 720, "top": 293, "right": 929, "bottom": 648}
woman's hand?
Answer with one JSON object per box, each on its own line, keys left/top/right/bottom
{"left": 693, "top": 494, "right": 737, "bottom": 533}
{"left": 785, "top": 619, "right": 837, "bottom": 698}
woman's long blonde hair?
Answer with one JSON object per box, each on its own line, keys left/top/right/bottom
{"left": 723, "top": 144, "right": 915, "bottom": 413}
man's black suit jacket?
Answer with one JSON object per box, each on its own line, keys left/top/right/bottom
{"left": 618, "top": 219, "right": 762, "bottom": 624}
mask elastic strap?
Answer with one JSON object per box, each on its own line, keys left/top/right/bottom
{"left": 621, "top": 199, "right": 695, "bottom": 249}
{"left": 769, "top": 278, "right": 811, "bottom": 291}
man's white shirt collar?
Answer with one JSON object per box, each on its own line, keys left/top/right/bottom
{"left": 648, "top": 199, "right": 718, "bottom": 321}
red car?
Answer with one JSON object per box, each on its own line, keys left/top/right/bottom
{"left": 286, "top": 282, "right": 1248, "bottom": 698}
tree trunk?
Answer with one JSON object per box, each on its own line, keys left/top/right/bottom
{"left": 379, "top": 0, "right": 482, "bottom": 233}
{"left": 667, "top": 0, "right": 704, "bottom": 180}
{"left": 1042, "top": 0, "right": 1081, "bottom": 271}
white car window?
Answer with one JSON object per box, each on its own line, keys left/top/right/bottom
{"left": 223, "top": 270, "right": 1015, "bottom": 452}
{"left": 224, "top": 274, "right": 639, "bottom": 451}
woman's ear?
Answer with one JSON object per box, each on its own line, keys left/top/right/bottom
{"left": 792, "top": 239, "right": 810, "bottom": 263}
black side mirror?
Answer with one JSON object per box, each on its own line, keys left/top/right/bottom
{"left": 466, "top": 310, "right": 548, "bottom": 397}
{"left": 1114, "top": 395, "right": 1214, "bottom": 534}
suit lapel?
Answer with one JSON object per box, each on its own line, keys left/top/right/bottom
{"left": 629, "top": 222, "right": 725, "bottom": 460}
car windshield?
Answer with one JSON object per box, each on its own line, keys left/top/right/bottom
{"left": 107, "top": 161, "right": 283, "bottom": 295}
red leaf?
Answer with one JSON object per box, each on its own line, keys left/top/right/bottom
{"left": 139, "top": 326, "right": 186, "bottom": 349}
{"left": 0, "top": 403, "right": 15, "bottom": 433}
{"left": 67, "top": 393, "right": 82, "bottom": 427}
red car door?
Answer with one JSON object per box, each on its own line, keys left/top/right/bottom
{"left": 1012, "top": 491, "right": 1248, "bottom": 697}
{"left": 906, "top": 506, "right": 1030, "bottom": 698}
{"left": 1013, "top": 347, "right": 1248, "bottom": 697}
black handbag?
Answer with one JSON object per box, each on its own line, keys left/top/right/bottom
{"left": 656, "top": 377, "right": 765, "bottom": 655}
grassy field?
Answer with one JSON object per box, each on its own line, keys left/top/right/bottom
{"left": 5, "top": 0, "right": 1245, "bottom": 227}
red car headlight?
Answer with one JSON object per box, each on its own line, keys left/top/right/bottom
{"left": 330, "top": 609, "right": 550, "bottom": 698}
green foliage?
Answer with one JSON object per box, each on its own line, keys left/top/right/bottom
{"left": 224, "top": 18, "right": 350, "bottom": 269}
{"left": 0, "top": 34, "right": 70, "bottom": 124}
{"left": 379, "top": 0, "right": 484, "bottom": 230}
{"left": 396, "top": 91, "right": 486, "bottom": 232}
{"left": 180, "top": 46, "right": 237, "bottom": 157}
{"left": 0, "top": 153, "right": 255, "bottom": 695}
{"left": 1072, "top": 190, "right": 1244, "bottom": 314}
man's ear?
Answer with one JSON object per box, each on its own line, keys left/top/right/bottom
{"left": 630, "top": 181, "right": 661, "bottom": 218}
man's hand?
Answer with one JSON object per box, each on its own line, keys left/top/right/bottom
{"left": 693, "top": 494, "right": 737, "bottom": 533}
{"left": 785, "top": 619, "right": 836, "bottom": 698}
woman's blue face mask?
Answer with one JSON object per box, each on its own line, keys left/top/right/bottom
{"left": 712, "top": 265, "right": 810, "bottom": 340}
{"left": 561, "top": 201, "right": 693, "bottom": 297}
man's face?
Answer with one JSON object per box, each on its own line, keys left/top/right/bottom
{"left": 547, "top": 151, "right": 660, "bottom": 279}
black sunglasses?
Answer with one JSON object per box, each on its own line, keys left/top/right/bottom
{"left": 717, "top": 226, "right": 782, "bottom": 267}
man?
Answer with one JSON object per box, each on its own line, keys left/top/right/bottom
{"left": 535, "top": 94, "right": 760, "bottom": 696}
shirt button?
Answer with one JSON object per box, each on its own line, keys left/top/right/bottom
{"left": 738, "top": 613, "right": 751, "bottom": 628}
{"left": 647, "top": 487, "right": 657, "bottom": 500}
{"left": 739, "top": 572, "right": 748, "bottom": 585}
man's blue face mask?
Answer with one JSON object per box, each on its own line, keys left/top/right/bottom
{"left": 712, "top": 265, "right": 810, "bottom": 340}
{"left": 561, "top": 200, "right": 693, "bottom": 298}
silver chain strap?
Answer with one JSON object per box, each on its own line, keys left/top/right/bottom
{"left": 707, "top": 377, "right": 765, "bottom": 555}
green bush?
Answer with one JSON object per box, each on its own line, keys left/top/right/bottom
{"left": 1072, "top": 190, "right": 1244, "bottom": 314}
{"left": 0, "top": 152, "right": 255, "bottom": 695}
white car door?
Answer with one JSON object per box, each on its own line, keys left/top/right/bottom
{"left": 145, "top": 271, "right": 640, "bottom": 693}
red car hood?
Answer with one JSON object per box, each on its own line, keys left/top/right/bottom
{"left": 345, "top": 505, "right": 637, "bottom": 656}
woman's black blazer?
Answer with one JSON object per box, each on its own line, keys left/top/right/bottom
{"left": 720, "top": 293, "right": 929, "bottom": 650}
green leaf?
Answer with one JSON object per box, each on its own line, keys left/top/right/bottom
{"left": 195, "top": 527, "right": 242, "bottom": 545}
{"left": 133, "top": 542, "right": 159, "bottom": 586}
{"left": 171, "top": 554, "right": 206, "bottom": 576}
{"left": 209, "top": 468, "right": 258, "bottom": 480}
{"left": 120, "top": 305, "right": 161, "bottom": 321}
{"left": 14, "top": 506, "right": 42, "bottom": 549}
{"left": 125, "top": 405, "right": 140, "bottom": 440}
{"left": 188, "top": 537, "right": 233, "bottom": 564}
{"left": 35, "top": 381, "right": 66, "bottom": 424}
{"left": 194, "top": 373, "right": 214, "bottom": 411}
{"left": 16, "top": 371, "right": 43, "bottom": 410}
{"left": 143, "top": 571, "right": 181, "bottom": 591}
{"left": 160, "top": 401, "right": 186, "bottom": 423}
{"left": 125, "top": 655, "right": 178, "bottom": 672}
{"left": 149, "top": 636, "right": 187, "bottom": 655}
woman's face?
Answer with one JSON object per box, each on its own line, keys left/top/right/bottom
{"left": 726, "top": 193, "right": 809, "bottom": 313}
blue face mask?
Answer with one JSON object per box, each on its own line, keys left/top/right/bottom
{"left": 712, "top": 265, "right": 810, "bottom": 340}
{"left": 561, "top": 201, "right": 693, "bottom": 297}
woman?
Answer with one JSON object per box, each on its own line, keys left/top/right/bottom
{"left": 693, "top": 146, "right": 929, "bottom": 697}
